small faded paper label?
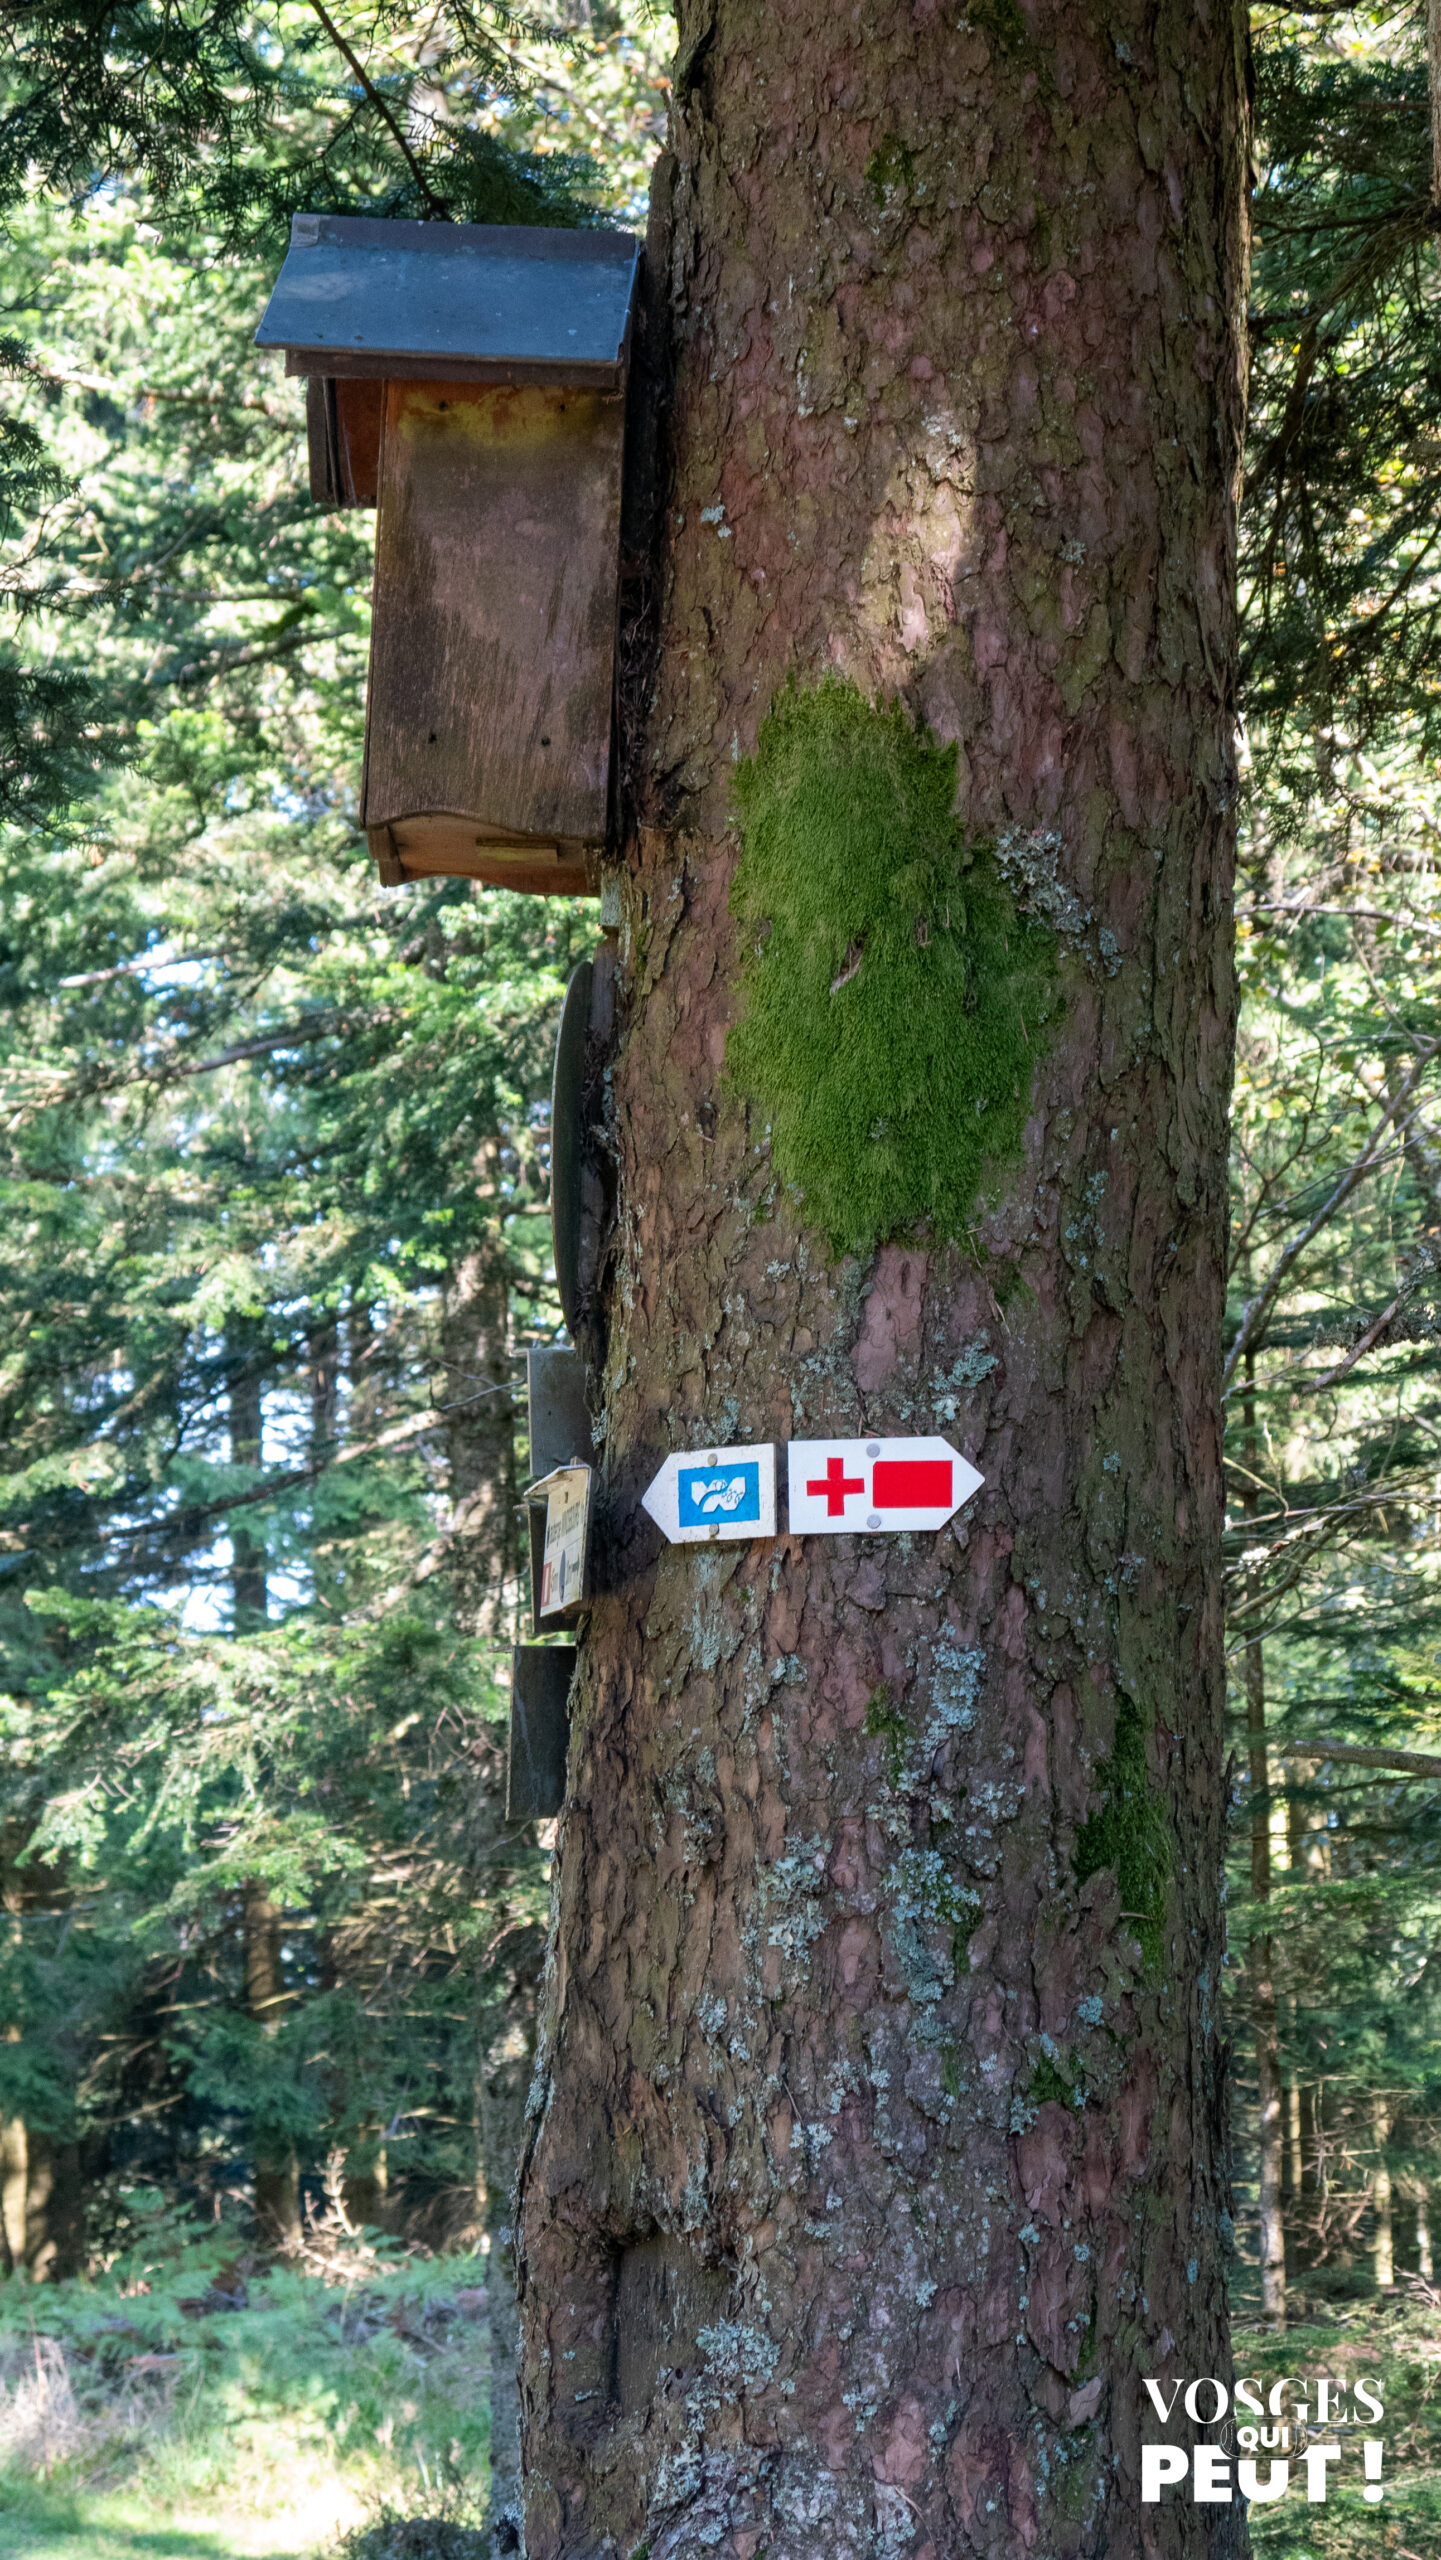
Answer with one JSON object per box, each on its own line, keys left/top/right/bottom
{"left": 540, "top": 1467, "right": 590, "bottom": 1617}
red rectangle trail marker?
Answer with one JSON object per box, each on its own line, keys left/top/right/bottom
{"left": 786, "top": 1437, "right": 984, "bottom": 1536}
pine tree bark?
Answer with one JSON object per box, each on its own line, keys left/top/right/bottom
{"left": 518, "top": 6, "right": 1249, "bottom": 2555}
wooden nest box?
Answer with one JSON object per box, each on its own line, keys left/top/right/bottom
{"left": 255, "top": 215, "right": 640, "bottom": 896}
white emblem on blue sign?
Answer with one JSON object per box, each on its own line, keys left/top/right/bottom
{"left": 643, "top": 1444, "right": 777, "bottom": 1544}
{"left": 678, "top": 1461, "right": 762, "bottom": 1528}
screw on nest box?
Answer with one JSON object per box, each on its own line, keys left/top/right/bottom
{"left": 255, "top": 216, "right": 641, "bottom": 898}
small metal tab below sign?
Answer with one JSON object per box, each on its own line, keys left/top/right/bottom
{"left": 787, "top": 1436, "right": 983, "bottom": 1537}
{"left": 533, "top": 1464, "right": 592, "bottom": 1619}
{"left": 642, "top": 1444, "right": 777, "bottom": 1545}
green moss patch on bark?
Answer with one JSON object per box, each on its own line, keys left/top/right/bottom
{"left": 727, "top": 677, "right": 1059, "bottom": 1259}
{"left": 1028, "top": 2051, "right": 1086, "bottom": 2112}
{"left": 1072, "top": 1696, "right": 1172, "bottom": 1968}
{"left": 863, "top": 1682, "right": 909, "bottom": 1786}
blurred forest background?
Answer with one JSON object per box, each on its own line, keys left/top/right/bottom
{"left": 0, "top": 3, "right": 1438, "bottom": 2555}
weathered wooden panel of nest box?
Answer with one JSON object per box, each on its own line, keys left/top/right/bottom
{"left": 361, "top": 379, "right": 624, "bottom": 897}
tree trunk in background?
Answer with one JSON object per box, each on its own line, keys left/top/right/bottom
{"left": 348, "top": 1296, "right": 383, "bottom": 1441}
{"left": 1284, "top": 2077, "right": 1302, "bottom": 2206}
{"left": 243, "top": 1879, "right": 300, "bottom": 2243}
{"left": 229, "top": 1330, "right": 296, "bottom": 2241}
{"left": 1246, "top": 1618, "right": 1285, "bottom": 2326}
{"left": 1416, "top": 2185, "right": 1433, "bottom": 2281}
{"left": 1242, "top": 1352, "right": 1284, "bottom": 2324}
{"left": 440, "top": 1209, "right": 538, "bottom": 2557}
{"left": 518, "top": 6, "right": 1248, "bottom": 2557}
{"left": 1, "top": 1837, "right": 84, "bottom": 2277}
{"left": 21, "top": 2131, "right": 83, "bottom": 2280}
{"left": 478, "top": 1917, "right": 547, "bottom": 2559}
{"left": 1371, "top": 2093, "right": 1394, "bottom": 2289}
{"left": 0, "top": 2113, "right": 23, "bottom": 2273}
{"left": 442, "top": 1207, "right": 519, "bottom": 1641}
{"left": 1429, "top": 0, "right": 1441, "bottom": 204}
{"left": 0, "top": 2118, "right": 77, "bottom": 2280}
{"left": 228, "top": 1323, "right": 267, "bottom": 1630}
{"left": 309, "top": 1309, "right": 342, "bottom": 1611}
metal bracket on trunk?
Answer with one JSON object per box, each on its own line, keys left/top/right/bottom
{"left": 507, "top": 1643, "right": 576, "bottom": 1822}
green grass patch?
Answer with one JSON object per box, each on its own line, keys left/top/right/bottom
{"left": 1237, "top": 2290, "right": 1441, "bottom": 2557}
{"left": 0, "top": 2212, "right": 490, "bottom": 2560}
{"left": 728, "top": 675, "right": 1058, "bottom": 1259}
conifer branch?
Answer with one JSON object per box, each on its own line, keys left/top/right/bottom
{"left": 1285, "top": 1738, "right": 1441, "bottom": 1781}
{"left": 1223, "top": 1045, "right": 1441, "bottom": 1393}
{"left": 302, "top": 0, "right": 450, "bottom": 220}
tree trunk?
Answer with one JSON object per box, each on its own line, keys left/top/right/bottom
{"left": 518, "top": 7, "right": 1248, "bottom": 2555}
{"left": 1429, "top": 0, "right": 1441, "bottom": 206}
{"left": 1416, "top": 2184, "right": 1433, "bottom": 2282}
{"left": 0, "top": 2112, "right": 22, "bottom": 2274}
{"left": 1370, "top": 2094, "right": 1394, "bottom": 2290}
{"left": 309, "top": 1309, "right": 342, "bottom": 1611}
{"left": 228, "top": 1322, "right": 267, "bottom": 1630}
{"left": 230, "top": 1333, "right": 295, "bottom": 2240}
{"left": 1246, "top": 1613, "right": 1285, "bottom": 2325}
{"left": 348, "top": 1296, "right": 382, "bottom": 1440}
{"left": 479, "top": 1918, "right": 547, "bottom": 2558}
{"left": 243, "top": 1879, "right": 300, "bottom": 2242}
{"left": 22, "top": 2132, "right": 84, "bottom": 2280}
{"left": 439, "top": 1203, "right": 535, "bottom": 2556}
{"left": 1242, "top": 1353, "right": 1284, "bottom": 2328}
{"left": 441, "top": 1208, "right": 518, "bottom": 1641}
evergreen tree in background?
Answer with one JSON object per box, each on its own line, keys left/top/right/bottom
{"left": 0, "top": 0, "right": 666, "bottom": 2358}
{"left": 1227, "top": 3, "right": 1441, "bottom": 2331}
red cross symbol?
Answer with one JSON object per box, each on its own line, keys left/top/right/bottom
{"left": 808, "top": 1454, "right": 865, "bottom": 1517}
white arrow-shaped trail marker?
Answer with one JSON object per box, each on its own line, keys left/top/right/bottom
{"left": 642, "top": 1443, "right": 778, "bottom": 1544}
{"left": 787, "top": 1436, "right": 983, "bottom": 1537}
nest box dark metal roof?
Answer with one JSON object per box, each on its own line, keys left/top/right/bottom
{"left": 254, "top": 215, "right": 640, "bottom": 387}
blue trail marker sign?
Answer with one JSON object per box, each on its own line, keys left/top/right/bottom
{"left": 642, "top": 1444, "right": 778, "bottom": 1544}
